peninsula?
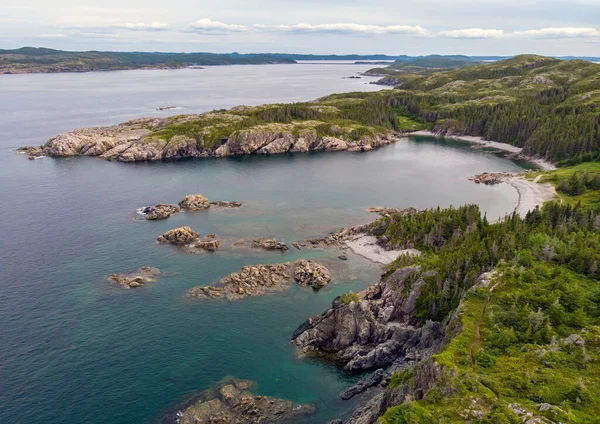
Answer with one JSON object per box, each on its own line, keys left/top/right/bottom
{"left": 19, "top": 55, "right": 600, "bottom": 166}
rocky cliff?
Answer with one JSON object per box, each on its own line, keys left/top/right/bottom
{"left": 19, "top": 108, "right": 399, "bottom": 163}
{"left": 292, "top": 265, "right": 460, "bottom": 423}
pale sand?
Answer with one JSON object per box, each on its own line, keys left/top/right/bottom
{"left": 345, "top": 235, "right": 420, "bottom": 265}
{"left": 507, "top": 175, "right": 557, "bottom": 217}
{"left": 408, "top": 130, "right": 556, "bottom": 170}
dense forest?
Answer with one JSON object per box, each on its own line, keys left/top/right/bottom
{"left": 353, "top": 55, "right": 600, "bottom": 164}
{"left": 368, "top": 199, "right": 600, "bottom": 423}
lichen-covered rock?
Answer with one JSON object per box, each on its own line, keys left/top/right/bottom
{"left": 142, "top": 204, "right": 180, "bottom": 220}
{"left": 256, "top": 133, "right": 295, "bottom": 154}
{"left": 179, "top": 194, "right": 210, "bottom": 210}
{"left": 251, "top": 238, "right": 289, "bottom": 251}
{"left": 165, "top": 378, "right": 314, "bottom": 424}
{"left": 109, "top": 267, "right": 161, "bottom": 288}
{"left": 186, "top": 260, "right": 331, "bottom": 301}
{"left": 157, "top": 226, "right": 199, "bottom": 244}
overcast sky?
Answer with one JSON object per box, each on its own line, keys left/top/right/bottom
{"left": 2, "top": 0, "right": 600, "bottom": 55}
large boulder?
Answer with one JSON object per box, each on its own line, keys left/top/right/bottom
{"left": 157, "top": 226, "right": 200, "bottom": 244}
{"left": 293, "top": 259, "right": 332, "bottom": 289}
{"left": 142, "top": 204, "right": 180, "bottom": 220}
{"left": 179, "top": 194, "right": 210, "bottom": 210}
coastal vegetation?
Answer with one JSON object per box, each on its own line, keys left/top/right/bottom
{"left": 361, "top": 55, "right": 600, "bottom": 163}
{"left": 368, "top": 198, "right": 600, "bottom": 423}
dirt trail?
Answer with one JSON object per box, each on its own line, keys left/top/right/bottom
{"left": 469, "top": 281, "right": 499, "bottom": 366}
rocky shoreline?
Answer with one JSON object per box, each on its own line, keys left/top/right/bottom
{"left": 18, "top": 115, "right": 399, "bottom": 163}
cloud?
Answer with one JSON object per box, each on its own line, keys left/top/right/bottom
{"left": 115, "top": 22, "right": 169, "bottom": 31}
{"left": 512, "top": 27, "right": 600, "bottom": 39}
{"left": 37, "top": 33, "right": 68, "bottom": 39}
{"left": 188, "top": 18, "right": 248, "bottom": 33}
{"left": 438, "top": 28, "right": 504, "bottom": 39}
{"left": 254, "top": 23, "right": 429, "bottom": 35}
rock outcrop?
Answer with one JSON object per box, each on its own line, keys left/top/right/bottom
{"left": 164, "top": 378, "right": 315, "bottom": 424}
{"left": 157, "top": 226, "right": 200, "bottom": 244}
{"left": 251, "top": 238, "right": 289, "bottom": 251}
{"left": 186, "top": 259, "right": 331, "bottom": 300}
{"left": 194, "top": 239, "right": 220, "bottom": 251}
{"left": 468, "top": 171, "right": 518, "bottom": 185}
{"left": 179, "top": 194, "right": 210, "bottom": 210}
{"left": 18, "top": 113, "right": 399, "bottom": 163}
{"left": 109, "top": 267, "right": 161, "bottom": 288}
{"left": 292, "top": 267, "right": 444, "bottom": 372}
{"left": 142, "top": 204, "right": 180, "bottom": 220}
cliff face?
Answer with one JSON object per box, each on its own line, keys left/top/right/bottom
{"left": 19, "top": 116, "right": 398, "bottom": 163}
{"left": 291, "top": 265, "right": 461, "bottom": 423}
{"left": 292, "top": 267, "right": 446, "bottom": 372}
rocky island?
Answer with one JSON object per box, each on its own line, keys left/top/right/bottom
{"left": 186, "top": 259, "right": 331, "bottom": 300}
{"left": 163, "top": 378, "right": 315, "bottom": 424}
{"left": 109, "top": 267, "right": 162, "bottom": 288}
{"left": 140, "top": 195, "right": 242, "bottom": 220}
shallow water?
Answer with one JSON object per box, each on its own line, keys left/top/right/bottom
{"left": 0, "top": 64, "right": 525, "bottom": 423}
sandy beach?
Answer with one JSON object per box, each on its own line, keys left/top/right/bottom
{"left": 508, "top": 175, "right": 557, "bottom": 217}
{"left": 409, "top": 130, "right": 556, "bottom": 171}
{"left": 345, "top": 235, "right": 420, "bottom": 265}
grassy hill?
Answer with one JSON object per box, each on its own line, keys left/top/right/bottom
{"left": 358, "top": 55, "right": 600, "bottom": 163}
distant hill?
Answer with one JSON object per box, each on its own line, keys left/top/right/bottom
{"left": 0, "top": 47, "right": 297, "bottom": 74}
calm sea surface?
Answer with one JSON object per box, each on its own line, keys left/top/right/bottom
{"left": 0, "top": 63, "right": 524, "bottom": 423}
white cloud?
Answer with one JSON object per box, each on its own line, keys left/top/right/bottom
{"left": 438, "top": 28, "right": 504, "bottom": 39}
{"left": 115, "top": 22, "right": 169, "bottom": 31}
{"left": 37, "top": 33, "right": 68, "bottom": 39}
{"left": 188, "top": 18, "right": 248, "bottom": 33}
{"left": 512, "top": 27, "right": 600, "bottom": 39}
{"left": 254, "top": 22, "right": 429, "bottom": 35}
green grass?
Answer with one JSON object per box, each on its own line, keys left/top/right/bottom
{"left": 536, "top": 163, "right": 600, "bottom": 208}
{"left": 339, "top": 292, "right": 359, "bottom": 305}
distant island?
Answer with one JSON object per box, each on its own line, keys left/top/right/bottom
{"left": 2, "top": 47, "right": 599, "bottom": 75}
{"left": 0, "top": 47, "right": 296, "bottom": 74}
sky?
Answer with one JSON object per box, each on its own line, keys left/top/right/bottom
{"left": 1, "top": 0, "right": 600, "bottom": 55}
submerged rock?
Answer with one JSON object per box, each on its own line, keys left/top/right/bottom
{"left": 179, "top": 194, "right": 210, "bottom": 210}
{"left": 209, "top": 200, "right": 243, "bottom": 208}
{"left": 166, "top": 378, "right": 315, "bottom": 424}
{"left": 157, "top": 226, "right": 200, "bottom": 244}
{"left": 186, "top": 259, "right": 332, "bottom": 300}
{"left": 251, "top": 238, "right": 289, "bottom": 251}
{"left": 109, "top": 267, "right": 161, "bottom": 288}
{"left": 143, "top": 203, "right": 180, "bottom": 220}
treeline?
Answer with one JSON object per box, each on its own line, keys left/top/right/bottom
{"left": 557, "top": 171, "right": 600, "bottom": 196}
{"left": 382, "top": 202, "right": 600, "bottom": 321}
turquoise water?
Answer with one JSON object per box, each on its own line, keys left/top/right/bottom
{"left": 0, "top": 66, "right": 526, "bottom": 423}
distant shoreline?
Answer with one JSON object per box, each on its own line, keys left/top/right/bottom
{"left": 408, "top": 130, "right": 556, "bottom": 170}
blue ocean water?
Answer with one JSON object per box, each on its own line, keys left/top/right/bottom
{"left": 0, "top": 64, "right": 525, "bottom": 423}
